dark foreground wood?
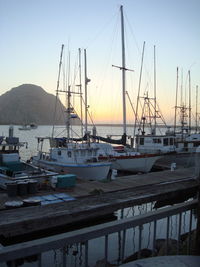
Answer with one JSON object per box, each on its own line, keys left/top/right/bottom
{"left": 0, "top": 167, "right": 198, "bottom": 238}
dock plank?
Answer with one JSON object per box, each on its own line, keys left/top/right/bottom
{"left": 0, "top": 167, "right": 198, "bottom": 238}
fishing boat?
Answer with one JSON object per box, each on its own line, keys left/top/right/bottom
{"left": 32, "top": 46, "right": 111, "bottom": 181}
{"left": 173, "top": 69, "right": 200, "bottom": 153}
{"left": 0, "top": 126, "right": 56, "bottom": 190}
{"left": 134, "top": 93, "right": 177, "bottom": 154}
{"left": 88, "top": 6, "right": 161, "bottom": 173}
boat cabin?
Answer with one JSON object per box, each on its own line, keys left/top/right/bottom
{"left": 135, "top": 134, "right": 176, "bottom": 154}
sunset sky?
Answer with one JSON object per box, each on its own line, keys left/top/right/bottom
{"left": 0, "top": 0, "right": 199, "bottom": 125}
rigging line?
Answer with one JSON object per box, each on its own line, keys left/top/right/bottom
{"left": 124, "top": 13, "right": 153, "bottom": 90}
{"left": 96, "top": 11, "right": 120, "bottom": 90}
{"left": 54, "top": 127, "right": 67, "bottom": 138}
{"left": 71, "top": 50, "right": 79, "bottom": 89}
{"left": 84, "top": 10, "right": 118, "bottom": 49}
{"left": 93, "top": 14, "right": 120, "bottom": 124}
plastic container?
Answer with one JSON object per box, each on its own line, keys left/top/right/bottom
{"left": 6, "top": 182, "right": 18, "bottom": 197}
{"left": 17, "top": 181, "right": 28, "bottom": 196}
{"left": 56, "top": 174, "right": 76, "bottom": 188}
{"left": 28, "top": 179, "right": 38, "bottom": 194}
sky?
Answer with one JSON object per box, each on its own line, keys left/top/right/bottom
{"left": 0, "top": 0, "right": 199, "bottom": 125}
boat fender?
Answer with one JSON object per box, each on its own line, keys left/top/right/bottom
{"left": 170, "top": 162, "right": 176, "bottom": 171}
{"left": 50, "top": 176, "right": 58, "bottom": 188}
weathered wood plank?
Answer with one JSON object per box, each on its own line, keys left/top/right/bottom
{"left": 0, "top": 167, "right": 198, "bottom": 237}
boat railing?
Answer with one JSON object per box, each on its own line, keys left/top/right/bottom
{"left": 0, "top": 198, "right": 198, "bottom": 266}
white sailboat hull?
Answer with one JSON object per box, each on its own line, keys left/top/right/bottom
{"left": 110, "top": 155, "right": 161, "bottom": 173}
{"left": 32, "top": 158, "right": 111, "bottom": 181}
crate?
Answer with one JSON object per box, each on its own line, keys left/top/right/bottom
{"left": 56, "top": 174, "right": 76, "bottom": 188}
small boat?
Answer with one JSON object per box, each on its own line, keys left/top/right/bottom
{"left": 18, "top": 125, "right": 31, "bottom": 130}
{"left": 0, "top": 126, "right": 56, "bottom": 190}
{"left": 18, "top": 123, "right": 38, "bottom": 130}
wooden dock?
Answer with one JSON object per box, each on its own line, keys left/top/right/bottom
{"left": 0, "top": 166, "right": 198, "bottom": 239}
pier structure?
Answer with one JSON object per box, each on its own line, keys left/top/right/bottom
{"left": 0, "top": 164, "right": 200, "bottom": 266}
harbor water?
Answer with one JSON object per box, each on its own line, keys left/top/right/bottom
{"left": 0, "top": 125, "right": 197, "bottom": 266}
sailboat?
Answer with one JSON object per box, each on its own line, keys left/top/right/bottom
{"left": 89, "top": 6, "right": 161, "bottom": 173}
{"left": 32, "top": 45, "right": 111, "bottom": 181}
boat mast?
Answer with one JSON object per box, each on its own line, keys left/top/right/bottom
{"left": 188, "top": 70, "right": 191, "bottom": 135}
{"left": 78, "top": 48, "right": 83, "bottom": 137}
{"left": 120, "top": 5, "right": 127, "bottom": 136}
{"left": 65, "top": 50, "right": 71, "bottom": 140}
{"left": 84, "top": 49, "right": 90, "bottom": 135}
{"left": 153, "top": 45, "right": 157, "bottom": 135}
{"left": 196, "top": 85, "right": 199, "bottom": 133}
{"left": 52, "top": 44, "right": 64, "bottom": 138}
{"left": 84, "top": 49, "right": 88, "bottom": 134}
{"left": 174, "top": 67, "right": 179, "bottom": 134}
{"left": 133, "top": 41, "right": 145, "bottom": 139}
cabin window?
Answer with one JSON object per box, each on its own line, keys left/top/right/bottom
{"left": 184, "top": 143, "right": 188, "bottom": 148}
{"left": 194, "top": 142, "right": 200, "bottom": 147}
{"left": 170, "top": 138, "right": 174, "bottom": 145}
{"left": 67, "top": 151, "right": 72, "bottom": 158}
{"left": 139, "top": 138, "right": 144, "bottom": 145}
{"left": 58, "top": 150, "right": 61, "bottom": 156}
{"left": 163, "top": 138, "right": 169, "bottom": 146}
{"left": 153, "top": 138, "right": 161, "bottom": 144}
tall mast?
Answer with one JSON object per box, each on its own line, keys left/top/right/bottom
{"left": 188, "top": 70, "right": 191, "bottom": 134}
{"left": 66, "top": 84, "right": 71, "bottom": 140}
{"left": 52, "top": 44, "right": 64, "bottom": 138}
{"left": 196, "top": 85, "right": 198, "bottom": 133}
{"left": 133, "top": 41, "right": 145, "bottom": 139}
{"left": 153, "top": 45, "right": 157, "bottom": 134}
{"left": 84, "top": 49, "right": 90, "bottom": 134}
{"left": 84, "top": 49, "right": 88, "bottom": 133}
{"left": 174, "top": 67, "right": 179, "bottom": 133}
{"left": 66, "top": 51, "right": 71, "bottom": 140}
{"left": 78, "top": 48, "right": 83, "bottom": 137}
{"left": 120, "top": 5, "right": 126, "bottom": 136}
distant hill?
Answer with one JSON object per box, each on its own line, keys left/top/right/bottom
{"left": 0, "top": 84, "right": 81, "bottom": 125}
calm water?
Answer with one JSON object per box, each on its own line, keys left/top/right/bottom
{"left": 0, "top": 124, "right": 137, "bottom": 161}
{"left": 0, "top": 125, "right": 196, "bottom": 266}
